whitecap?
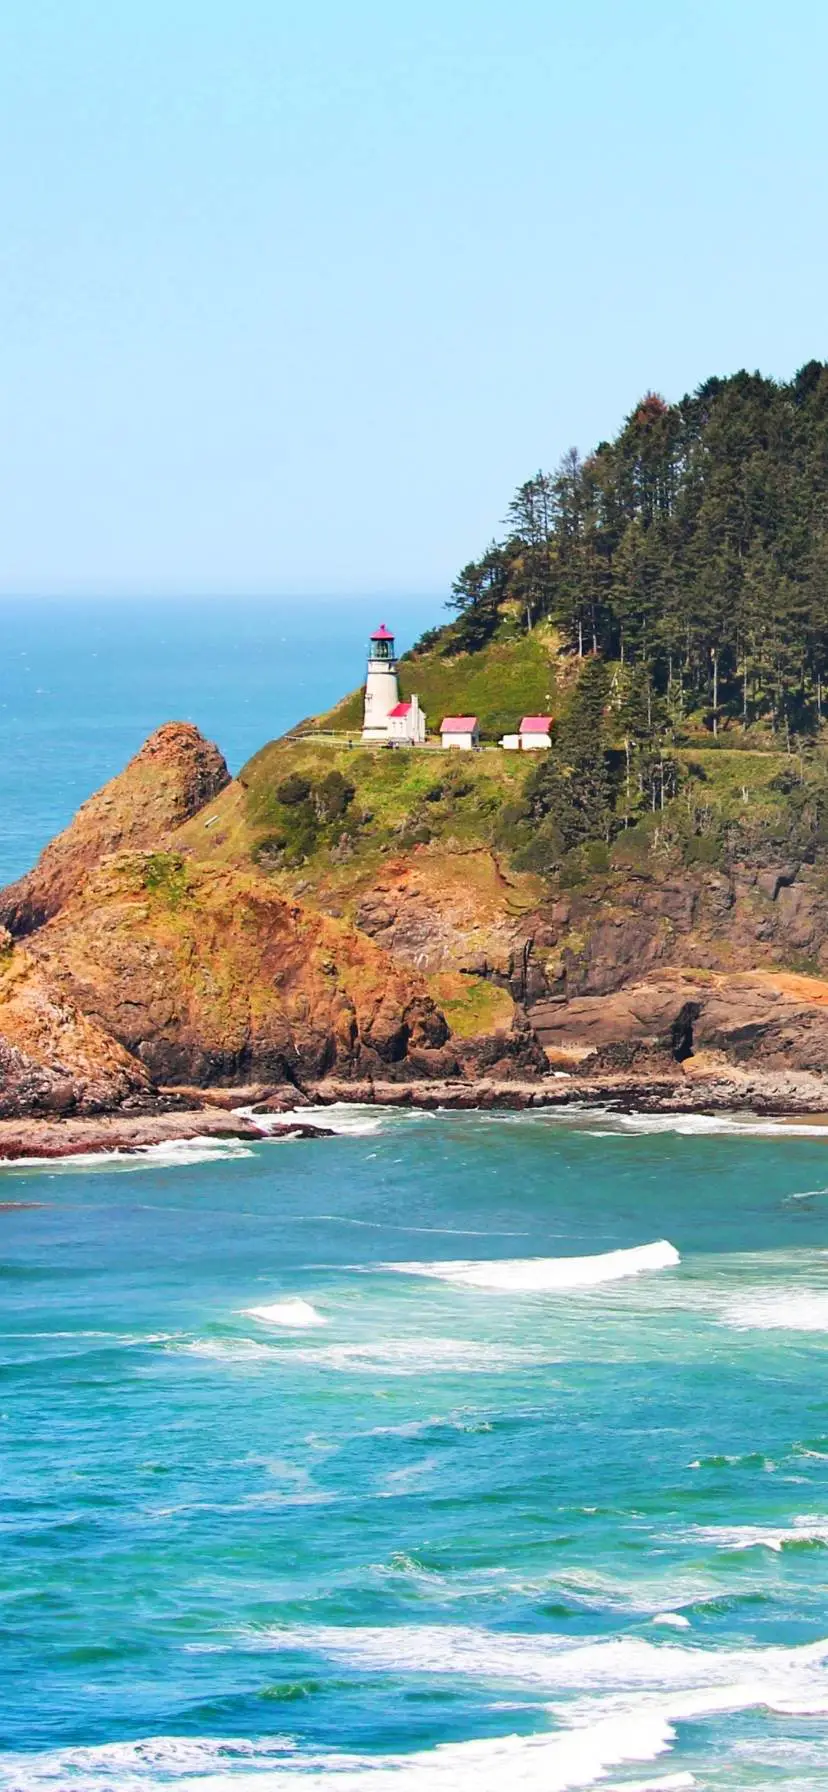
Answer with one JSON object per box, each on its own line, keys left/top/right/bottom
{"left": 244, "top": 1298, "right": 326, "bottom": 1327}
{"left": 650, "top": 1614, "right": 691, "bottom": 1630}
{"left": 254, "top": 1619, "right": 828, "bottom": 1693}
{"left": 0, "top": 1716, "right": 676, "bottom": 1792}
{"left": 387, "top": 1240, "right": 680, "bottom": 1292}
{"left": 690, "top": 1517, "right": 828, "bottom": 1552}
{"left": 721, "top": 1291, "right": 828, "bottom": 1332}
{"left": 0, "top": 1733, "right": 296, "bottom": 1789}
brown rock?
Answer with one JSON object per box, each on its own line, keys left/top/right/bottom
{"left": 0, "top": 723, "right": 229, "bottom": 937}
{"left": 0, "top": 1107, "right": 333, "bottom": 1161}
{"left": 23, "top": 858, "right": 451, "bottom": 1089}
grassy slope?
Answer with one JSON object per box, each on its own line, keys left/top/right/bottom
{"left": 178, "top": 738, "right": 529, "bottom": 872}
{"left": 317, "top": 625, "right": 561, "bottom": 739}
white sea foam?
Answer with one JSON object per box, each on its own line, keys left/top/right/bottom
{"left": 650, "top": 1615, "right": 691, "bottom": 1631}
{"left": 0, "top": 1716, "right": 678, "bottom": 1791}
{"left": 0, "top": 1733, "right": 296, "bottom": 1788}
{"left": 244, "top": 1298, "right": 326, "bottom": 1327}
{"left": 195, "top": 1335, "right": 556, "bottom": 1375}
{"left": 253, "top": 1103, "right": 389, "bottom": 1137}
{"left": 255, "top": 1619, "right": 828, "bottom": 1694}
{"left": 690, "top": 1517, "right": 828, "bottom": 1552}
{"left": 581, "top": 1110, "right": 828, "bottom": 1138}
{"left": 9, "top": 1621, "right": 828, "bottom": 1790}
{"left": 0, "top": 1136, "right": 256, "bottom": 1173}
{"left": 721, "top": 1290, "right": 828, "bottom": 1332}
{"left": 388, "top": 1240, "right": 680, "bottom": 1292}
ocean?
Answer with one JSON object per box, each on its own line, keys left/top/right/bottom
{"left": 1, "top": 601, "right": 828, "bottom": 1790}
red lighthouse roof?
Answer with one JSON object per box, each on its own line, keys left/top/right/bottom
{"left": 371, "top": 623, "right": 395, "bottom": 641}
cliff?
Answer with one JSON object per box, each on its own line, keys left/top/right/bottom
{"left": 0, "top": 722, "right": 230, "bottom": 937}
{"left": 7, "top": 700, "right": 828, "bottom": 1125}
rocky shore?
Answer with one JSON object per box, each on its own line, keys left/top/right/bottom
{"left": 302, "top": 1066, "right": 828, "bottom": 1116}
{"left": 5, "top": 1060, "right": 828, "bottom": 1164}
{"left": 0, "top": 1106, "right": 333, "bottom": 1163}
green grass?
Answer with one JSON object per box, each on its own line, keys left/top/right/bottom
{"left": 239, "top": 738, "right": 530, "bottom": 867}
{"left": 316, "top": 625, "right": 560, "bottom": 740}
{"left": 141, "top": 852, "right": 191, "bottom": 909}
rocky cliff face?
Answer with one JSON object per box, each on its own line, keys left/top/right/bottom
{"left": 0, "top": 727, "right": 466, "bottom": 1112}
{"left": 0, "top": 941, "right": 151, "bottom": 1117}
{"left": 24, "top": 855, "right": 453, "bottom": 1087}
{"left": 0, "top": 723, "right": 230, "bottom": 937}
{"left": 7, "top": 721, "right": 828, "bottom": 1120}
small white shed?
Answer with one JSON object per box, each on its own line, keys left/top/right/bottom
{"left": 519, "top": 715, "right": 552, "bottom": 750}
{"left": 440, "top": 715, "right": 480, "bottom": 750}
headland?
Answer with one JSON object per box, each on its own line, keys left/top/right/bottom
{"left": 6, "top": 368, "right": 828, "bottom": 1154}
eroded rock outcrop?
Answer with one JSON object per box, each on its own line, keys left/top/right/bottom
{"left": 0, "top": 723, "right": 230, "bottom": 937}
{"left": 529, "top": 968, "right": 828, "bottom": 1076}
{"left": 23, "top": 855, "right": 450, "bottom": 1087}
{"left": 0, "top": 945, "right": 152, "bottom": 1117}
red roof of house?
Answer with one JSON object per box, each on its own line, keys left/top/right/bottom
{"left": 387, "top": 701, "right": 412, "bottom": 717}
{"left": 371, "top": 623, "right": 395, "bottom": 641}
{"left": 441, "top": 715, "right": 478, "bottom": 732}
{"left": 520, "top": 715, "right": 552, "bottom": 732}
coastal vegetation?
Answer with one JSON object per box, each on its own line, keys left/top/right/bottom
{"left": 443, "top": 363, "right": 828, "bottom": 741}
{"left": 286, "top": 362, "right": 828, "bottom": 887}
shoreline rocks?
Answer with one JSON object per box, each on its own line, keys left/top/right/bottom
{"left": 5, "top": 1062, "right": 828, "bottom": 1163}
{"left": 0, "top": 1107, "right": 333, "bottom": 1162}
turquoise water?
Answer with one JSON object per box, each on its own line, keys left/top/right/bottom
{"left": 2, "top": 1108, "right": 828, "bottom": 1789}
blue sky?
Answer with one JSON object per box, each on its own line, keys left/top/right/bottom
{"left": 1, "top": 0, "right": 826, "bottom": 598}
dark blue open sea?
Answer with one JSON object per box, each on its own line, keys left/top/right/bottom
{"left": 1, "top": 601, "right": 828, "bottom": 1790}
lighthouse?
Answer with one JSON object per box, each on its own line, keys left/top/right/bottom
{"left": 362, "top": 624, "right": 401, "bottom": 741}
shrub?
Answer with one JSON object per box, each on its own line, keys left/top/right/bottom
{"left": 314, "top": 770, "right": 355, "bottom": 822}
{"left": 276, "top": 773, "right": 312, "bottom": 806}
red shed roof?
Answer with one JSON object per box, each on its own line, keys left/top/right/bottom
{"left": 371, "top": 623, "right": 395, "bottom": 641}
{"left": 441, "top": 715, "right": 478, "bottom": 732}
{"left": 387, "top": 701, "right": 412, "bottom": 717}
{"left": 520, "top": 715, "right": 552, "bottom": 732}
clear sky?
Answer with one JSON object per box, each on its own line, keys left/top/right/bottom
{"left": 1, "top": 0, "right": 826, "bottom": 598}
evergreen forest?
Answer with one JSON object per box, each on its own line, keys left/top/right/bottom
{"left": 444, "top": 362, "right": 828, "bottom": 741}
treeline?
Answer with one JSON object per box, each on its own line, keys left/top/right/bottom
{"left": 447, "top": 362, "right": 828, "bottom": 737}
{"left": 493, "top": 658, "right": 680, "bottom": 874}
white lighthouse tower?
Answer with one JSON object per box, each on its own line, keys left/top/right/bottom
{"left": 362, "top": 623, "right": 400, "bottom": 741}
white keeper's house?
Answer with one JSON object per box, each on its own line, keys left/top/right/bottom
{"left": 361, "top": 625, "right": 427, "bottom": 744}
{"left": 440, "top": 715, "right": 480, "bottom": 750}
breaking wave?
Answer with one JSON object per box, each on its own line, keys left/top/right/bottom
{"left": 244, "top": 1298, "right": 326, "bottom": 1327}
{"left": 388, "top": 1240, "right": 680, "bottom": 1291}
{"left": 0, "top": 1718, "right": 681, "bottom": 1791}
{"left": 690, "top": 1518, "right": 828, "bottom": 1553}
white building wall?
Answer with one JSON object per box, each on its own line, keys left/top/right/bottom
{"left": 362, "top": 658, "right": 400, "bottom": 740}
